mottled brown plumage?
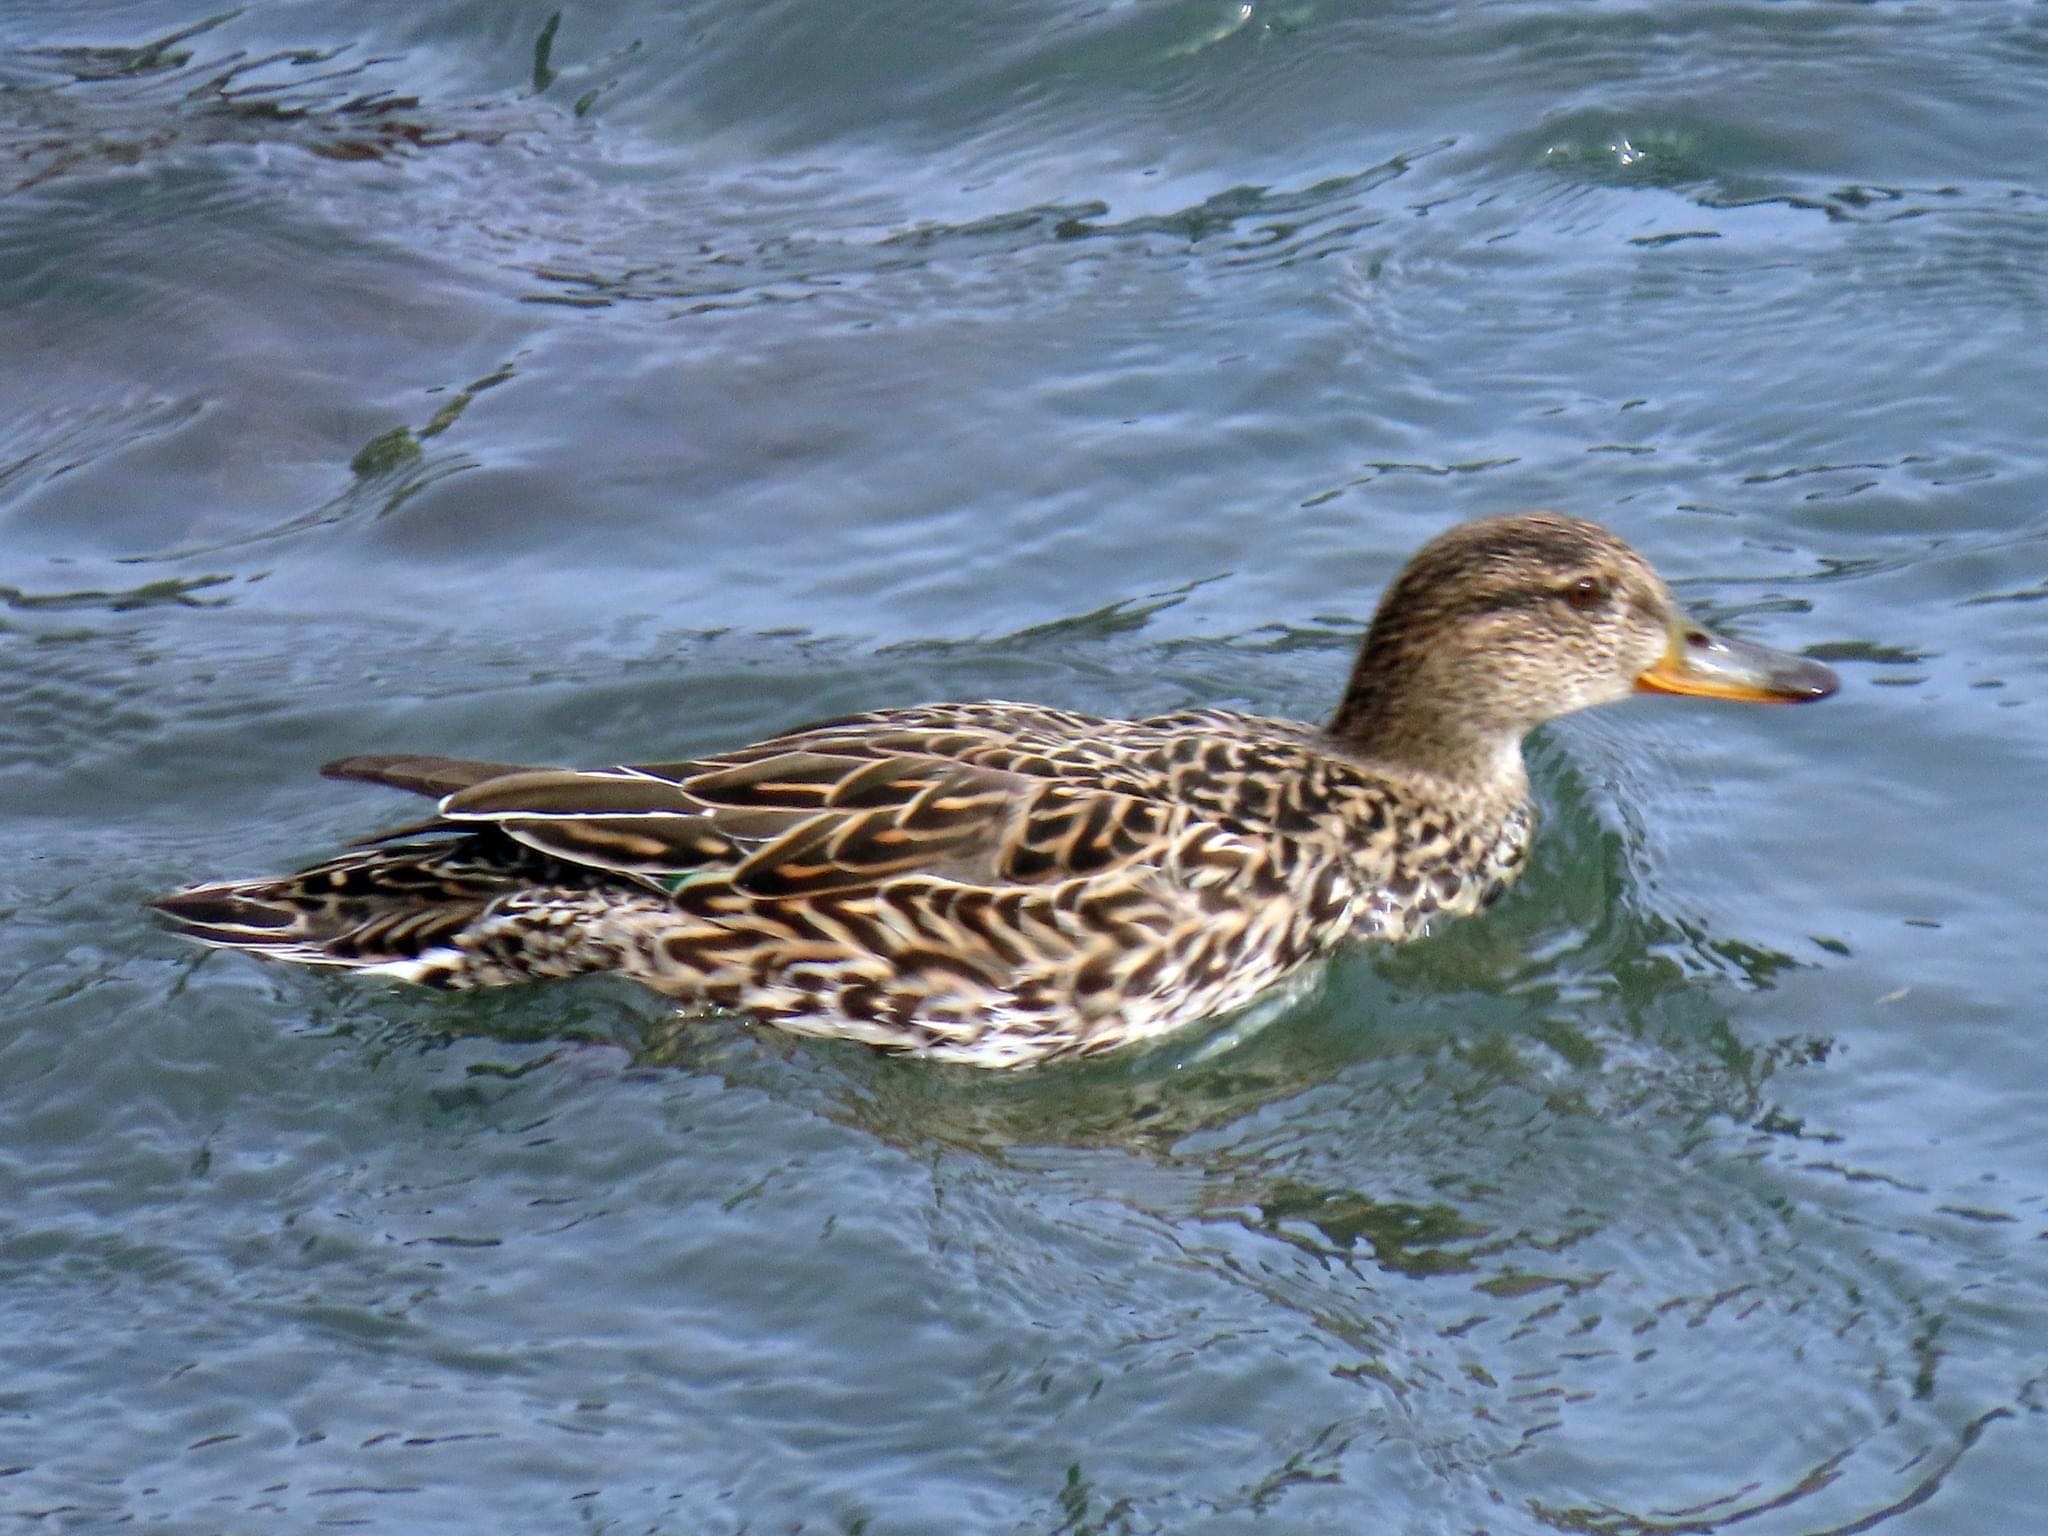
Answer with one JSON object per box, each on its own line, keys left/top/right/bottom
{"left": 154, "top": 513, "right": 1838, "bottom": 1067}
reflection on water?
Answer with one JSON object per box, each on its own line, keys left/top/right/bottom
{"left": 396, "top": 742, "right": 1926, "bottom": 1533}
{"left": 0, "top": 11, "right": 529, "bottom": 197}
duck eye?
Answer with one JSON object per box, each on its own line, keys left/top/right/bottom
{"left": 1565, "top": 575, "right": 1610, "bottom": 611}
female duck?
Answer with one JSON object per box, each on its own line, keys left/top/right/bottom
{"left": 155, "top": 513, "right": 1836, "bottom": 1067}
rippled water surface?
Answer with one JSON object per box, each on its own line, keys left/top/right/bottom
{"left": 5, "top": 2, "right": 2048, "bottom": 1530}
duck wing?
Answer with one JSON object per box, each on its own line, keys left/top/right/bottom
{"left": 341, "top": 703, "right": 1211, "bottom": 898}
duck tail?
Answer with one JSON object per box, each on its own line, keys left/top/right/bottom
{"left": 151, "top": 838, "right": 528, "bottom": 988}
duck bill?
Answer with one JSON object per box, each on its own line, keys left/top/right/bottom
{"left": 1635, "top": 623, "right": 1840, "bottom": 703}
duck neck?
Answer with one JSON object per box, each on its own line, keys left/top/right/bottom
{"left": 1324, "top": 644, "right": 1531, "bottom": 807}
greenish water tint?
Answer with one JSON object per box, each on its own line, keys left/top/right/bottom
{"left": 4, "top": 1, "right": 2047, "bottom": 1530}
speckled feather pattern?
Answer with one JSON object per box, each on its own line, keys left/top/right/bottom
{"left": 155, "top": 513, "right": 1834, "bottom": 1067}
{"left": 160, "top": 702, "right": 1534, "bottom": 1067}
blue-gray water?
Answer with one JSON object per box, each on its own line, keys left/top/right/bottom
{"left": 4, "top": 3, "right": 2046, "bottom": 1531}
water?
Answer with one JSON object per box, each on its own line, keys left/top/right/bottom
{"left": 3, "top": 1, "right": 2046, "bottom": 1530}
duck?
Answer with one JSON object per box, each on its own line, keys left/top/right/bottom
{"left": 153, "top": 512, "right": 1838, "bottom": 1068}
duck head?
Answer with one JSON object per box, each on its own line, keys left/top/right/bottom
{"left": 1328, "top": 512, "right": 1838, "bottom": 777}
